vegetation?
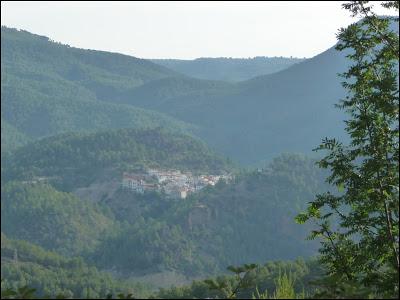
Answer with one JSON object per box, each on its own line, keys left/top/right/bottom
{"left": 130, "top": 45, "right": 351, "bottom": 165}
{"left": 89, "top": 154, "right": 327, "bottom": 276}
{"left": 1, "top": 119, "right": 31, "bottom": 154}
{"left": 1, "top": 25, "right": 350, "bottom": 165}
{"left": 152, "top": 56, "right": 305, "bottom": 82}
{"left": 1, "top": 26, "right": 192, "bottom": 147}
{"left": 4, "top": 127, "right": 233, "bottom": 191}
{"left": 1, "top": 182, "right": 114, "bottom": 256}
{"left": 1, "top": 234, "right": 150, "bottom": 299}
{"left": 2, "top": 152, "right": 328, "bottom": 280}
{"left": 1, "top": 258, "right": 323, "bottom": 299}
{"left": 296, "top": 1, "right": 399, "bottom": 298}
{"left": 156, "top": 260, "right": 323, "bottom": 299}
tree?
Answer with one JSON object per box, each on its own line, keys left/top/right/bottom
{"left": 296, "top": 1, "right": 399, "bottom": 298}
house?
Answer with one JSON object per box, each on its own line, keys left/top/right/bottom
{"left": 122, "top": 173, "right": 146, "bottom": 193}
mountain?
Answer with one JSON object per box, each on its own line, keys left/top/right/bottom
{"left": 123, "top": 46, "right": 350, "bottom": 165}
{"left": 1, "top": 182, "right": 114, "bottom": 256}
{"left": 3, "top": 23, "right": 397, "bottom": 166}
{"left": 1, "top": 27, "right": 192, "bottom": 148}
{"left": 88, "top": 154, "right": 327, "bottom": 277}
{"left": 2, "top": 122, "right": 327, "bottom": 279}
{"left": 151, "top": 57, "right": 305, "bottom": 82}
{"left": 4, "top": 127, "right": 233, "bottom": 191}
{"left": 0, "top": 27, "right": 350, "bottom": 166}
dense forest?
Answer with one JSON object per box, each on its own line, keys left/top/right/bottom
{"left": 2, "top": 147, "right": 328, "bottom": 279}
{"left": 3, "top": 127, "right": 233, "bottom": 190}
{"left": 1, "top": 24, "right": 349, "bottom": 165}
{"left": 1, "top": 233, "right": 151, "bottom": 299}
{"left": 151, "top": 57, "right": 305, "bottom": 82}
{"left": 1, "top": 26, "right": 192, "bottom": 151}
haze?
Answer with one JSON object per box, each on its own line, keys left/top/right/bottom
{"left": 1, "top": 1, "right": 393, "bottom": 59}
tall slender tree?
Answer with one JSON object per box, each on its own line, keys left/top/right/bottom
{"left": 296, "top": 1, "right": 399, "bottom": 298}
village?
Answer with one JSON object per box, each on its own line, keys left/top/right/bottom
{"left": 121, "top": 168, "right": 232, "bottom": 199}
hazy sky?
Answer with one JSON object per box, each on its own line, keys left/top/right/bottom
{"left": 1, "top": 1, "right": 394, "bottom": 59}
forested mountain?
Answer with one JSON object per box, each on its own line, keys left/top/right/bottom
{"left": 92, "top": 154, "right": 327, "bottom": 277}
{"left": 127, "top": 46, "right": 350, "bottom": 164}
{"left": 2, "top": 231, "right": 322, "bottom": 299}
{"left": 1, "top": 27, "right": 192, "bottom": 150}
{"left": 1, "top": 144, "right": 329, "bottom": 282}
{"left": 3, "top": 127, "right": 232, "bottom": 191}
{"left": 0, "top": 26, "right": 340, "bottom": 291}
{"left": 3, "top": 24, "right": 397, "bottom": 165}
{"left": 1, "top": 26, "right": 347, "bottom": 166}
{"left": 151, "top": 57, "right": 305, "bottom": 82}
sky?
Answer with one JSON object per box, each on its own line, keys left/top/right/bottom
{"left": 1, "top": 1, "right": 395, "bottom": 59}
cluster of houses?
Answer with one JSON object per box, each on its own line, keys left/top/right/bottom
{"left": 121, "top": 168, "right": 232, "bottom": 199}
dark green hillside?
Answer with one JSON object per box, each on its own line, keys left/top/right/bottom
{"left": 180, "top": 154, "right": 327, "bottom": 269}
{"left": 1, "top": 27, "right": 192, "bottom": 141}
{"left": 128, "top": 20, "right": 398, "bottom": 165}
{"left": 1, "top": 233, "right": 149, "bottom": 298}
{"left": 92, "top": 154, "right": 327, "bottom": 276}
{"left": 1, "top": 183, "right": 114, "bottom": 256}
{"left": 1, "top": 72, "right": 192, "bottom": 139}
{"left": 128, "top": 46, "right": 350, "bottom": 165}
{"left": 1, "top": 119, "right": 31, "bottom": 153}
{"left": 119, "top": 76, "right": 237, "bottom": 109}
{"left": 152, "top": 57, "right": 305, "bottom": 82}
{"left": 2, "top": 24, "right": 396, "bottom": 166}
{"left": 5, "top": 127, "right": 233, "bottom": 191}
{"left": 1, "top": 26, "right": 177, "bottom": 91}
{"left": 0, "top": 27, "right": 349, "bottom": 166}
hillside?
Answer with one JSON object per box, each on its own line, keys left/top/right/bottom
{"left": 1, "top": 27, "right": 193, "bottom": 147}
{"left": 4, "top": 127, "right": 233, "bottom": 191}
{"left": 126, "top": 19, "right": 399, "bottom": 165}
{"left": 2, "top": 136, "right": 328, "bottom": 280}
{"left": 126, "top": 46, "right": 350, "bottom": 165}
{"left": 0, "top": 27, "right": 350, "bottom": 166}
{"left": 1, "top": 182, "right": 114, "bottom": 256}
{"left": 151, "top": 57, "right": 305, "bottom": 82}
{"left": 1, "top": 119, "right": 31, "bottom": 153}
{"left": 89, "top": 154, "right": 328, "bottom": 277}
{"left": 2, "top": 24, "right": 397, "bottom": 166}
{"left": 0, "top": 233, "right": 149, "bottom": 298}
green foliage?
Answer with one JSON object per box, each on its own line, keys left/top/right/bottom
{"left": 272, "top": 272, "right": 296, "bottom": 299}
{"left": 297, "top": 1, "right": 399, "bottom": 298}
{"left": 0, "top": 234, "right": 151, "bottom": 299}
{"left": 1, "top": 285, "right": 37, "bottom": 299}
{"left": 157, "top": 259, "right": 323, "bottom": 299}
{"left": 1, "top": 182, "right": 114, "bottom": 256}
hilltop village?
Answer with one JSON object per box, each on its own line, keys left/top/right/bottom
{"left": 122, "top": 168, "right": 233, "bottom": 199}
